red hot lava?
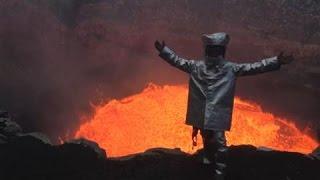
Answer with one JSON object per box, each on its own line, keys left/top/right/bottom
{"left": 76, "top": 84, "right": 317, "bottom": 157}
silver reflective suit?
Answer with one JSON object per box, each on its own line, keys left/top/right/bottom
{"left": 159, "top": 47, "right": 281, "bottom": 131}
{"left": 158, "top": 32, "right": 281, "bottom": 179}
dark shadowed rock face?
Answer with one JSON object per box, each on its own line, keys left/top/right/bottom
{"left": 0, "top": 111, "right": 51, "bottom": 145}
{"left": 65, "top": 138, "right": 107, "bottom": 159}
{"left": 0, "top": 136, "right": 107, "bottom": 180}
{"left": 107, "top": 146, "right": 320, "bottom": 180}
{"left": 310, "top": 146, "right": 320, "bottom": 160}
{"left": 0, "top": 117, "right": 319, "bottom": 179}
{"left": 0, "top": 111, "right": 22, "bottom": 138}
{"left": 0, "top": 137, "right": 319, "bottom": 180}
{"left": 311, "top": 127, "right": 320, "bottom": 160}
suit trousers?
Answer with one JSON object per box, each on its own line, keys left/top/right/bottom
{"left": 200, "top": 129, "right": 228, "bottom": 176}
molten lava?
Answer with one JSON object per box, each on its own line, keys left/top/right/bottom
{"left": 76, "top": 84, "right": 317, "bottom": 157}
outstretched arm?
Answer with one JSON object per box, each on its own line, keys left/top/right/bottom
{"left": 155, "top": 40, "right": 195, "bottom": 73}
{"left": 233, "top": 52, "right": 294, "bottom": 77}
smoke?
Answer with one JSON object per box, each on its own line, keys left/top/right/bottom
{"left": 0, "top": 0, "right": 319, "bottom": 141}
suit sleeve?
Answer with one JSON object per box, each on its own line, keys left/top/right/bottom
{"left": 233, "top": 56, "right": 281, "bottom": 77}
{"left": 159, "top": 46, "right": 196, "bottom": 73}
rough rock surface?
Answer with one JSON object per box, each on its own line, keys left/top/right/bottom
{"left": 0, "top": 137, "right": 319, "bottom": 180}
{"left": 0, "top": 114, "right": 319, "bottom": 179}
{"left": 0, "top": 111, "right": 22, "bottom": 138}
{"left": 65, "top": 138, "right": 107, "bottom": 159}
{"left": 310, "top": 146, "right": 320, "bottom": 160}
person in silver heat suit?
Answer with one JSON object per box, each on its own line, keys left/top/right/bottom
{"left": 155, "top": 32, "right": 294, "bottom": 180}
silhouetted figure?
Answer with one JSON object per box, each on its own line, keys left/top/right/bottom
{"left": 155, "top": 32, "right": 293, "bottom": 180}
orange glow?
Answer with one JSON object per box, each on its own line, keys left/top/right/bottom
{"left": 75, "top": 83, "right": 318, "bottom": 157}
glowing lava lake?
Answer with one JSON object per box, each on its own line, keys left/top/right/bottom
{"left": 76, "top": 84, "right": 317, "bottom": 157}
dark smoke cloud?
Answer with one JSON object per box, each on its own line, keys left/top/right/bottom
{"left": 0, "top": 0, "right": 319, "bottom": 141}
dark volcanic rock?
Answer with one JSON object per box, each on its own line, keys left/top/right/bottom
{"left": 310, "top": 146, "right": 320, "bottom": 160}
{"left": 0, "top": 111, "right": 22, "bottom": 138}
{"left": 65, "top": 138, "right": 107, "bottom": 159}
{"left": 0, "top": 133, "right": 7, "bottom": 144}
{"left": 226, "top": 145, "right": 320, "bottom": 180}
{"left": 310, "top": 127, "right": 320, "bottom": 160}
{"left": 0, "top": 113, "right": 108, "bottom": 179}
{"left": 0, "top": 117, "right": 319, "bottom": 179}
{"left": 0, "top": 135, "right": 107, "bottom": 180}
{"left": 0, "top": 139, "right": 319, "bottom": 180}
{"left": 0, "top": 111, "right": 51, "bottom": 145}
{"left": 15, "top": 132, "right": 52, "bottom": 144}
{"left": 105, "top": 145, "right": 320, "bottom": 180}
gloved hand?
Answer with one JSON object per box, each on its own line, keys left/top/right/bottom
{"left": 192, "top": 127, "right": 199, "bottom": 147}
{"left": 154, "top": 40, "right": 166, "bottom": 52}
{"left": 278, "top": 51, "right": 294, "bottom": 65}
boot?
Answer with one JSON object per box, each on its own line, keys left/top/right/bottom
{"left": 214, "top": 172, "right": 225, "bottom": 180}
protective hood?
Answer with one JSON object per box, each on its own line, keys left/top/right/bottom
{"left": 202, "top": 32, "right": 230, "bottom": 47}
